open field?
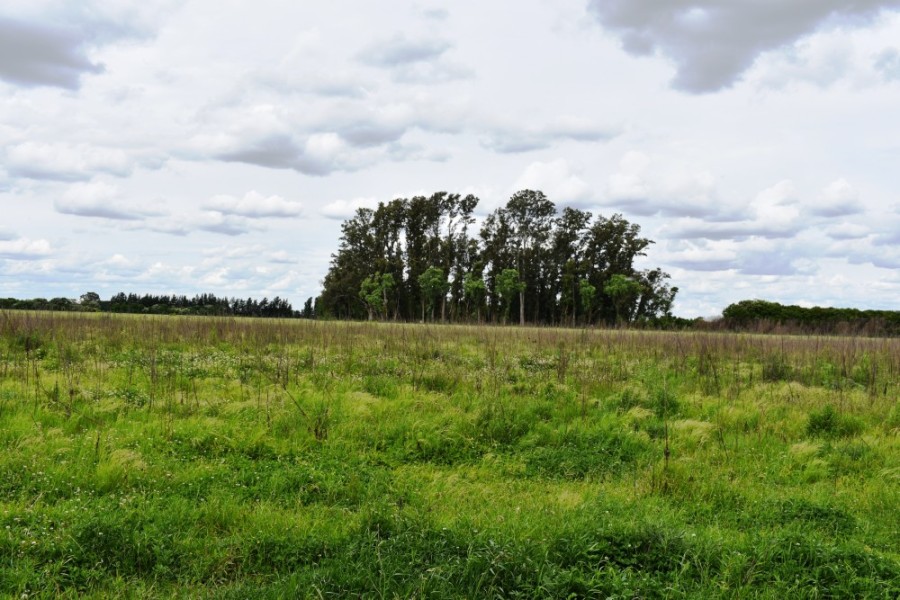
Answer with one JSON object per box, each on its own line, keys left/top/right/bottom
{"left": 0, "top": 311, "right": 898, "bottom": 598}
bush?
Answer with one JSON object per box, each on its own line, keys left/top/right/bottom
{"left": 806, "top": 405, "right": 864, "bottom": 438}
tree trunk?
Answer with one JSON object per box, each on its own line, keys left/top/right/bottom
{"left": 519, "top": 289, "right": 525, "bottom": 326}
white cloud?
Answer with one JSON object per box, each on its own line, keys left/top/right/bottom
{"left": 55, "top": 181, "right": 143, "bottom": 220}
{"left": 7, "top": 142, "right": 133, "bottom": 181}
{"left": 603, "top": 151, "right": 719, "bottom": 217}
{"left": 481, "top": 118, "right": 619, "bottom": 153}
{"left": 320, "top": 197, "right": 380, "bottom": 220}
{"left": 514, "top": 159, "right": 593, "bottom": 206}
{"left": 808, "top": 178, "right": 864, "bottom": 217}
{"left": 661, "top": 180, "right": 802, "bottom": 240}
{"left": 204, "top": 191, "right": 303, "bottom": 218}
{"left": 0, "top": 237, "right": 54, "bottom": 259}
{"left": 587, "top": 0, "right": 900, "bottom": 92}
{"left": 0, "top": 1, "right": 182, "bottom": 89}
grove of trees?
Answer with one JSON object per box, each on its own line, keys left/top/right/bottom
{"left": 317, "top": 190, "right": 678, "bottom": 325}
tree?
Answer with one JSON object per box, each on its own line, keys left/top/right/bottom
{"left": 79, "top": 291, "right": 101, "bottom": 311}
{"left": 551, "top": 207, "right": 592, "bottom": 324}
{"left": 579, "top": 279, "right": 596, "bottom": 325}
{"left": 320, "top": 208, "right": 377, "bottom": 319}
{"left": 504, "top": 190, "right": 556, "bottom": 325}
{"left": 463, "top": 273, "right": 487, "bottom": 323}
{"left": 418, "top": 267, "right": 449, "bottom": 322}
{"left": 301, "top": 297, "right": 315, "bottom": 319}
{"left": 497, "top": 268, "right": 525, "bottom": 325}
{"left": 320, "top": 189, "right": 677, "bottom": 326}
{"left": 604, "top": 274, "right": 642, "bottom": 325}
{"left": 360, "top": 272, "right": 395, "bottom": 321}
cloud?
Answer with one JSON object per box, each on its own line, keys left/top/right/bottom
{"left": 357, "top": 34, "right": 470, "bottom": 83}
{"left": 602, "top": 151, "right": 720, "bottom": 218}
{"left": 808, "top": 178, "right": 864, "bottom": 217}
{"left": 482, "top": 118, "right": 618, "bottom": 153}
{"left": 665, "top": 237, "right": 815, "bottom": 276}
{"left": 157, "top": 213, "right": 257, "bottom": 237}
{"left": 514, "top": 159, "right": 594, "bottom": 206}
{"left": 213, "top": 133, "right": 362, "bottom": 176}
{"left": 824, "top": 222, "right": 871, "bottom": 239}
{"left": 661, "top": 180, "right": 803, "bottom": 240}
{"left": 55, "top": 182, "right": 144, "bottom": 220}
{"left": 204, "top": 191, "right": 303, "bottom": 218}
{"left": 0, "top": 2, "right": 181, "bottom": 89}
{"left": 587, "top": 0, "right": 900, "bottom": 92}
{"left": 6, "top": 142, "right": 133, "bottom": 181}
{"left": 0, "top": 17, "right": 102, "bottom": 89}
{"left": 874, "top": 47, "right": 900, "bottom": 80}
{"left": 359, "top": 35, "right": 452, "bottom": 68}
{"left": 320, "top": 197, "right": 380, "bottom": 220}
{"left": 0, "top": 237, "right": 54, "bottom": 259}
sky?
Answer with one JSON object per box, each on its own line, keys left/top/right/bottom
{"left": 2, "top": 0, "right": 900, "bottom": 318}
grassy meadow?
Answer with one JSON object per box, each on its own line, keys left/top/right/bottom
{"left": 0, "top": 310, "right": 898, "bottom": 598}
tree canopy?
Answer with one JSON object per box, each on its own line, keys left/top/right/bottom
{"left": 318, "top": 190, "right": 678, "bottom": 325}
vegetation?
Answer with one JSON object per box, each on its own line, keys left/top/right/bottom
{"left": 1, "top": 310, "right": 897, "bottom": 597}
{"left": 723, "top": 300, "right": 900, "bottom": 336}
{"left": 0, "top": 293, "right": 304, "bottom": 319}
{"left": 318, "top": 190, "right": 678, "bottom": 325}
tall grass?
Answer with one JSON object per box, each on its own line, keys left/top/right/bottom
{"left": 0, "top": 310, "right": 897, "bottom": 597}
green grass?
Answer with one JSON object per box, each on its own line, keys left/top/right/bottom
{"left": 0, "top": 311, "right": 898, "bottom": 598}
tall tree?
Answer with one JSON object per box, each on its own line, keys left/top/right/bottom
{"left": 503, "top": 190, "right": 556, "bottom": 325}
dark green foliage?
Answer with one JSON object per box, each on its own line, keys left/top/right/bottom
{"left": 806, "top": 405, "right": 864, "bottom": 438}
{"left": 523, "top": 426, "right": 648, "bottom": 479}
{"left": 724, "top": 299, "right": 900, "bottom": 336}
{"left": 319, "top": 189, "right": 676, "bottom": 324}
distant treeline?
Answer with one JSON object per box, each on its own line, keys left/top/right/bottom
{"left": 720, "top": 300, "right": 900, "bottom": 336}
{"left": 0, "top": 292, "right": 316, "bottom": 319}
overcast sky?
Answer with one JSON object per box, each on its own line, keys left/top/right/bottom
{"left": 2, "top": 0, "right": 900, "bottom": 317}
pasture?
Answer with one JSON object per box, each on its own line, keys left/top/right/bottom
{"left": 0, "top": 311, "right": 898, "bottom": 598}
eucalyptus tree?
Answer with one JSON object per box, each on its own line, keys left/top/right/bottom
{"left": 503, "top": 190, "right": 556, "bottom": 325}
{"left": 550, "top": 207, "right": 592, "bottom": 324}
{"left": 418, "top": 266, "right": 449, "bottom": 322}
{"left": 462, "top": 272, "right": 487, "bottom": 322}
{"left": 319, "top": 207, "right": 377, "bottom": 319}
{"left": 497, "top": 268, "right": 525, "bottom": 325}
{"left": 582, "top": 213, "right": 653, "bottom": 323}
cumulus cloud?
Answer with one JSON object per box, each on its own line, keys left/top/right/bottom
{"left": 0, "top": 237, "right": 54, "bottom": 259}
{"left": 0, "top": 1, "right": 181, "bottom": 89}
{"left": 825, "top": 222, "right": 871, "bottom": 239}
{"left": 55, "top": 181, "right": 144, "bottom": 220}
{"left": 482, "top": 118, "right": 618, "bottom": 153}
{"left": 359, "top": 35, "right": 452, "bottom": 68}
{"left": 587, "top": 0, "right": 900, "bottom": 92}
{"left": 6, "top": 142, "right": 133, "bottom": 181}
{"left": 320, "top": 197, "right": 380, "bottom": 220}
{"left": 357, "top": 34, "right": 470, "bottom": 83}
{"left": 665, "top": 237, "right": 814, "bottom": 276}
{"left": 514, "top": 159, "right": 594, "bottom": 206}
{"left": 0, "top": 17, "right": 102, "bottom": 89}
{"left": 808, "top": 178, "right": 864, "bottom": 217}
{"left": 661, "top": 180, "right": 803, "bottom": 240}
{"left": 211, "top": 132, "right": 367, "bottom": 176}
{"left": 603, "top": 151, "right": 720, "bottom": 218}
{"left": 204, "top": 191, "right": 303, "bottom": 218}
{"left": 874, "top": 47, "right": 900, "bottom": 80}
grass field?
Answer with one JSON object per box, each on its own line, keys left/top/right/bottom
{"left": 0, "top": 310, "right": 898, "bottom": 598}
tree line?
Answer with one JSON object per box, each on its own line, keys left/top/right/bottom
{"left": 721, "top": 300, "right": 900, "bottom": 336}
{"left": 317, "top": 189, "right": 678, "bottom": 325}
{"left": 0, "top": 292, "right": 312, "bottom": 319}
